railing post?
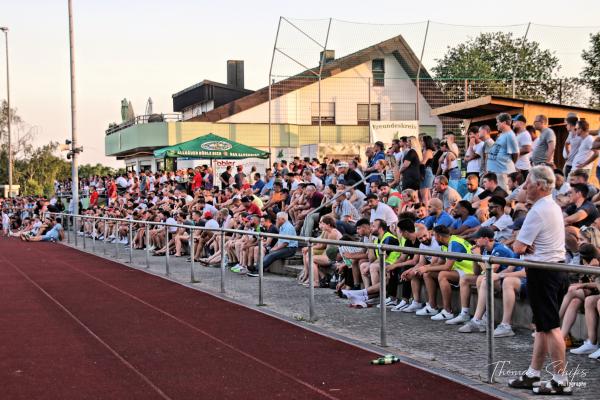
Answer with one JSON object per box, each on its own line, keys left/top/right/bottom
{"left": 189, "top": 227, "right": 198, "bottom": 283}
{"left": 379, "top": 247, "right": 387, "bottom": 347}
{"left": 103, "top": 222, "right": 108, "bottom": 256}
{"left": 128, "top": 221, "right": 133, "bottom": 264}
{"left": 258, "top": 232, "right": 264, "bottom": 306}
{"left": 91, "top": 220, "right": 95, "bottom": 252}
{"left": 165, "top": 226, "right": 170, "bottom": 276}
{"left": 115, "top": 223, "right": 119, "bottom": 258}
{"left": 308, "top": 239, "right": 315, "bottom": 322}
{"left": 74, "top": 215, "right": 78, "bottom": 246}
{"left": 220, "top": 231, "right": 225, "bottom": 294}
{"left": 145, "top": 223, "right": 150, "bottom": 268}
{"left": 484, "top": 256, "right": 495, "bottom": 383}
{"left": 65, "top": 213, "right": 70, "bottom": 244}
{"left": 82, "top": 217, "right": 86, "bottom": 249}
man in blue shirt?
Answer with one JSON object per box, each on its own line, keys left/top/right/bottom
{"left": 247, "top": 211, "right": 297, "bottom": 277}
{"left": 458, "top": 227, "right": 525, "bottom": 338}
{"left": 449, "top": 200, "right": 481, "bottom": 236}
{"left": 364, "top": 142, "right": 386, "bottom": 188}
{"left": 487, "top": 112, "right": 519, "bottom": 192}
{"left": 252, "top": 172, "right": 265, "bottom": 195}
{"left": 27, "top": 217, "right": 64, "bottom": 242}
{"left": 422, "top": 198, "right": 454, "bottom": 230}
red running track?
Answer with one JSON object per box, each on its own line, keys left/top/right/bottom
{"left": 0, "top": 239, "right": 498, "bottom": 400}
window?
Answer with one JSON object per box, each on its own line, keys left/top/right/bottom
{"left": 390, "top": 103, "right": 417, "bottom": 120}
{"left": 311, "top": 102, "right": 335, "bottom": 125}
{"left": 372, "top": 59, "right": 385, "bottom": 87}
{"left": 357, "top": 103, "right": 380, "bottom": 125}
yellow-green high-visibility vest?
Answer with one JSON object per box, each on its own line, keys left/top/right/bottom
{"left": 442, "top": 235, "right": 474, "bottom": 274}
{"left": 374, "top": 231, "right": 402, "bottom": 264}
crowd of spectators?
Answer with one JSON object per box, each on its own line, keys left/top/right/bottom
{"left": 3, "top": 111, "right": 600, "bottom": 394}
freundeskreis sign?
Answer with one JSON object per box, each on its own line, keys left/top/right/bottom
{"left": 370, "top": 120, "right": 419, "bottom": 144}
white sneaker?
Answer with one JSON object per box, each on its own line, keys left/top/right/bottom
{"left": 377, "top": 297, "right": 398, "bottom": 308}
{"left": 570, "top": 340, "right": 599, "bottom": 355}
{"left": 390, "top": 299, "right": 409, "bottom": 312}
{"left": 493, "top": 323, "right": 515, "bottom": 337}
{"left": 401, "top": 301, "right": 424, "bottom": 313}
{"left": 366, "top": 297, "right": 381, "bottom": 306}
{"left": 445, "top": 312, "right": 470, "bottom": 325}
{"left": 458, "top": 319, "right": 486, "bottom": 333}
{"left": 588, "top": 347, "right": 600, "bottom": 359}
{"left": 108, "top": 234, "right": 115, "bottom": 239}
{"left": 415, "top": 304, "right": 439, "bottom": 316}
{"left": 431, "top": 309, "right": 454, "bottom": 321}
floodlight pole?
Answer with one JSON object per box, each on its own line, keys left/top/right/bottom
{"left": 268, "top": 17, "right": 282, "bottom": 166}
{"left": 512, "top": 22, "right": 531, "bottom": 98}
{"left": 416, "top": 20, "right": 430, "bottom": 128}
{"left": 68, "top": 0, "right": 79, "bottom": 217}
{"left": 1, "top": 27, "right": 13, "bottom": 197}
{"left": 317, "top": 18, "right": 332, "bottom": 144}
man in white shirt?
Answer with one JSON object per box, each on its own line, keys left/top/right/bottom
{"left": 513, "top": 114, "right": 532, "bottom": 177}
{"left": 562, "top": 114, "right": 581, "bottom": 177}
{"left": 478, "top": 196, "right": 513, "bottom": 241}
{"left": 464, "top": 126, "right": 483, "bottom": 177}
{"left": 364, "top": 193, "right": 398, "bottom": 226}
{"left": 571, "top": 120, "right": 598, "bottom": 175}
{"left": 509, "top": 166, "right": 569, "bottom": 394}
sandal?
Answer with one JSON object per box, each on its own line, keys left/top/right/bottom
{"left": 532, "top": 379, "right": 572, "bottom": 395}
{"left": 508, "top": 374, "right": 541, "bottom": 390}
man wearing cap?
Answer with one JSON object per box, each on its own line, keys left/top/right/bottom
{"left": 458, "top": 227, "right": 524, "bottom": 336}
{"left": 513, "top": 114, "right": 533, "bottom": 178}
{"left": 487, "top": 113, "right": 519, "bottom": 192}
{"left": 509, "top": 166, "right": 570, "bottom": 395}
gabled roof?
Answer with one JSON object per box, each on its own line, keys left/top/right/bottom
{"left": 191, "top": 34, "right": 446, "bottom": 123}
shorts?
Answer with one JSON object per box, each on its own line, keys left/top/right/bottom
{"left": 526, "top": 268, "right": 568, "bottom": 332}
{"left": 41, "top": 233, "right": 58, "bottom": 242}
{"left": 420, "top": 167, "right": 434, "bottom": 189}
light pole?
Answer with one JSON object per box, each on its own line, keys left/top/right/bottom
{"left": 67, "top": 0, "right": 79, "bottom": 217}
{"left": 0, "top": 26, "right": 13, "bottom": 197}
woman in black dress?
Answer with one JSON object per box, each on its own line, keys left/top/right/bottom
{"left": 399, "top": 136, "right": 423, "bottom": 191}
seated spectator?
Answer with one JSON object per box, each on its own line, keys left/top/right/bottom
{"left": 472, "top": 172, "right": 509, "bottom": 209}
{"left": 363, "top": 193, "right": 399, "bottom": 227}
{"left": 422, "top": 198, "right": 454, "bottom": 229}
{"left": 476, "top": 196, "right": 513, "bottom": 242}
{"left": 415, "top": 225, "right": 474, "bottom": 321}
{"left": 462, "top": 174, "right": 484, "bottom": 202}
{"left": 25, "top": 217, "right": 64, "bottom": 242}
{"left": 458, "top": 227, "right": 524, "bottom": 336}
{"left": 304, "top": 216, "right": 342, "bottom": 288}
{"left": 433, "top": 175, "right": 461, "bottom": 211}
{"left": 246, "top": 212, "right": 297, "bottom": 277}
{"left": 449, "top": 200, "right": 481, "bottom": 236}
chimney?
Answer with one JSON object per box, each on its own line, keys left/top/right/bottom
{"left": 320, "top": 50, "right": 335, "bottom": 65}
{"left": 227, "top": 60, "right": 244, "bottom": 89}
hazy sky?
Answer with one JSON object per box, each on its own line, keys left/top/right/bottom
{"left": 1, "top": 0, "right": 599, "bottom": 167}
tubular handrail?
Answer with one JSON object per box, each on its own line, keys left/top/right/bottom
{"left": 49, "top": 212, "right": 599, "bottom": 276}
{"left": 308, "top": 172, "right": 377, "bottom": 218}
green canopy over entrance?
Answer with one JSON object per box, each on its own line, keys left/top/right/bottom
{"left": 153, "top": 133, "right": 269, "bottom": 160}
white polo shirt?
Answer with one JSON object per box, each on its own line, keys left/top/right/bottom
{"left": 516, "top": 195, "right": 565, "bottom": 262}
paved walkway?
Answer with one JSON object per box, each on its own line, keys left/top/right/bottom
{"left": 65, "top": 234, "right": 599, "bottom": 399}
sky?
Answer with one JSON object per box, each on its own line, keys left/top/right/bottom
{"left": 0, "top": 0, "right": 599, "bottom": 167}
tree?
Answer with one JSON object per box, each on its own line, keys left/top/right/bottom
{"left": 432, "top": 32, "right": 567, "bottom": 103}
{"left": 581, "top": 32, "right": 600, "bottom": 108}
{"left": 78, "top": 163, "right": 118, "bottom": 179}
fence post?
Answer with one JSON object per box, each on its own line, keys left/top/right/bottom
{"left": 128, "top": 221, "right": 133, "bottom": 264}
{"left": 308, "top": 239, "right": 316, "bottom": 322}
{"left": 220, "top": 231, "right": 226, "bottom": 294}
{"left": 189, "top": 227, "right": 198, "bottom": 283}
{"left": 82, "top": 217, "right": 86, "bottom": 249}
{"left": 464, "top": 79, "right": 468, "bottom": 101}
{"left": 258, "top": 232, "right": 265, "bottom": 306}
{"left": 165, "top": 226, "right": 170, "bottom": 276}
{"left": 74, "top": 216, "right": 78, "bottom": 247}
{"left": 115, "top": 223, "right": 119, "bottom": 258}
{"left": 145, "top": 224, "right": 150, "bottom": 268}
{"left": 65, "top": 214, "right": 70, "bottom": 244}
{"left": 91, "top": 221, "right": 95, "bottom": 252}
{"left": 379, "top": 248, "right": 387, "bottom": 347}
{"left": 484, "top": 256, "right": 495, "bottom": 383}
{"left": 103, "top": 222, "right": 108, "bottom": 256}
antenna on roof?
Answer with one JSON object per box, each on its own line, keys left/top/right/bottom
{"left": 145, "top": 97, "right": 153, "bottom": 115}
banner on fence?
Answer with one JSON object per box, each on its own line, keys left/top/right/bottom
{"left": 370, "top": 120, "right": 419, "bottom": 144}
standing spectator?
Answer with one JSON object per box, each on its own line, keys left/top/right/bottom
{"left": 364, "top": 142, "right": 386, "bottom": 188}
{"left": 220, "top": 166, "right": 233, "bottom": 189}
{"left": 487, "top": 113, "right": 519, "bottom": 192}
{"left": 531, "top": 114, "right": 556, "bottom": 167}
{"left": 478, "top": 125, "right": 495, "bottom": 176}
{"left": 513, "top": 114, "right": 533, "bottom": 178}
{"left": 89, "top": 186, "right": 99, "bottom": 208}
{"left": 234, "top": 166, "right": 246, "bottom": 188}
{"left": 419, "top": 135, "right": 436, "bottom": 205}
{"left": 571, "top": 120, "right": 598, "bottom": 175}
{"left": 464, "top": 126, "right": 483, "bottom": 178}
{"left": 509, "top": 166, "right": 570, "bottom": 395}
{"left": 399, "top": 136, "right": 422, "bottom": 191}
{"left": 563, "top": 113, "right": 581, "bottom": 177}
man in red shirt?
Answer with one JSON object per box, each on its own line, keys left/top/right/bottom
{"left": 192, "top": 166, "right": 203, "bottom": 191}
{"left": 241, "top": 196, "right": 262, "bottom": 216}
{"left": 89, "top": 186, "right": 99, "bottom": 208}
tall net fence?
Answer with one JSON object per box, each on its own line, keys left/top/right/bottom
{"left": 268, "top": 18, "right": 599, "bottom": 142}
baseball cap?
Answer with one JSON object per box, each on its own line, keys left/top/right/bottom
{"left": 203, "top": 211, "right": 213, "bottom": 219}
{"left": 512, "top": 114, "right": 526, "bottom": 123}
{"left": 508, "top": 216, "right": 526, "bottom": 230}
{"left": 473, "top": 227, "right": 495, "bottom": 239}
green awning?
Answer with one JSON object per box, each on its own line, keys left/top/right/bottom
{"left": 153, "top": 133, "right": 269, "bottom": 160}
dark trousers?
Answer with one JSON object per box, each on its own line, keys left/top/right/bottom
{"left": 336, "top": 220, "right": 357, "bottom": 235}
{"left": 387, "top": 266, "right": 412, "bottom": 299}
{"left": 263, "top": 247, "right": 297, "bottom": 270}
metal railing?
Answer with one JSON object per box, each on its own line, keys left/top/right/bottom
{"left": 51, "top": 212, "right": 599, "bottom": 385}
{"left": 105, "top": 113, "right": 182, "bottom": 135}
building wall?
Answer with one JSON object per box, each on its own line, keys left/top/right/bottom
{"left": 219, "top": 54, "right": 443, "bottom": 135}
{"left": 182, "top": 100, "right": 214, "bottom": 121}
